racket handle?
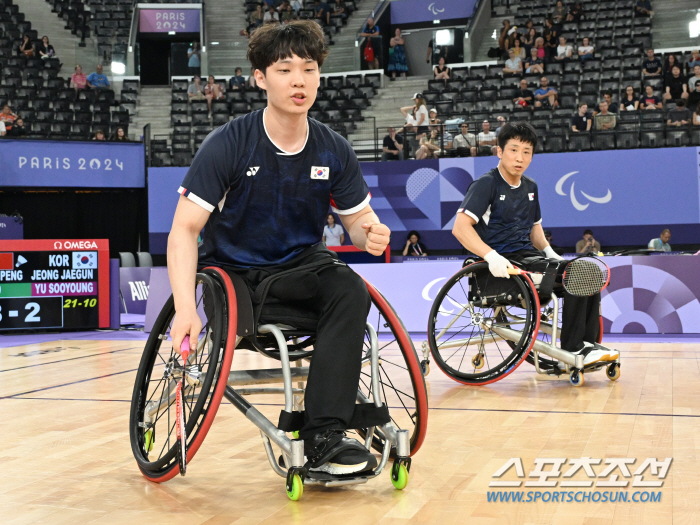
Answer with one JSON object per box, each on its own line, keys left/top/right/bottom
{"left": 180, "top": 335, "right": 190, "bottom": 362}
{"left": 506, "top": 268, "right": 523, "bottom": 275}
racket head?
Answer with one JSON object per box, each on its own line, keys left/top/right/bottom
{"left": 562, "top": 256, "right": 610, "bottom": 297}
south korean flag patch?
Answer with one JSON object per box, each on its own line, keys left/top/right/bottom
{"left": 310, "top": 166, "right": 329, "bottom": 180}
{"left": 528, "top": 192, "right": 535, "bottom": 201}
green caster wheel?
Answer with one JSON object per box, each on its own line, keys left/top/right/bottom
{"left": 391, "top": 464, "right": 409, "bottom": 490}
{"left": 287, "top": 473, "right": 304, "bottom": 501}
{"left": 144, "top": 429, "right": 154, "bottom": 453}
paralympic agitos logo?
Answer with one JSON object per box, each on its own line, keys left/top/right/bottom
{"left": 556, "top": 172, "right": 612, "bottom": 211}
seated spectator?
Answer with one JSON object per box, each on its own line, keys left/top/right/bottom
{"left": 667, "top": 99, "right": 691, "bottom": 126}
{"left": 534, "top": 77, "right": 558, "bottom": 108}
{"left": 663, "top": 54, "right": 680, "bottom": 76}
{"left": 524, "top": 48, "right": 544, "bottom": 74}
{"left": 640, "top": 85, "right": 663, "bottom": 110}
{"left": 503, "top": 49, "right": 523, "bottom": 75}
{"left": 7, "top": 118, "right": 27, "bottom": 137}
{"left": 513, "top": 78, "right": 534, "bottom": 107}
{"left": 594, "top": 92, "right": 618, "bottom": 114}
{"left": 688, "top": 65, "right": 700, "bottom": 91}
{"left": 554, "top": 36, "right": 573, "bottom": 61}
{"left": 688, "top": 51, "right": 700, "bottom": 73}
{"left": 511, "top": 38, "right": 525, "bottom": 60}
{"left": 576, "top": 229, "right": 601, "bottom": 254}
{"left": 37, "top": 36, "right": 56, "bottom": 60}
{"left": 360, "top": 18, "right": 381, "bottom": 70}
{"left": 477, "top": 120, "right": 497, "bottom": 155}
{"left": 643, "top": 48, "right": 662, "bottom": 77}
{"left": 594, "top": 101, "right": 616, "bottom": 130}
{"left": 403, "top": 231, "right": 428, "bottom": 257}
{"left": 323, "top": 214, "right": 345, "bottom": 246}
{"left": 543, "top": 33, "right": 558, "bottom": 60}
{"left": 381, "top": 127, "right": 404, "bottom": 161}
{"left": 534, "top": 37, "right": 545, "bottom": 59}
{"left": 434, "top": 57, "right": 450, "bottom": 80}
{"left": 264, "top": 5, "right": 280, "bottom": 23}
{"left": 577, "top": 37, "right": 594, "bottom": 62}
{"left": 663, "top": 66, "right": 689, "bottom": 102}
{"left": 440, "top": 125, "right": 453, "bottom": 153}
{"left": 188, "top": 75, "right": 205, "bottom": 100}
{"left": 87, "top": 65, "right": 110, "bottom": 90}
{"left": 187, "top": 43, "right": 200, "bottom": 75}
{"left": 544, "top": 17, "right": 560, "bottom": 41}
{"left": 415, "top": 128, "right": 442, "bottom": 159}
{"left": 620, "top": 85, "right": 640, "bottom": 111}
{"left": 332, "top": 0, "right": 347, "bottom": 21}
{"left": 648, "top": 229, "right": 671, "bottom": 252}
{"left": 688, "top": 80, "right": 700, "bottom": 109}
{"left": 566, "top": 2, "right": 583, "bottom": 22}
{"left": 70, "top": 65, "right": 87, "bottom": 97}
{"left": 313, "top": 0, "right": 330, "bottom": 26}
{"left": 635, "top": 0, "right": 651, "bottom": 17}
{"left": 517, "top": 19, "right": 534, "bottom": 36}
{"left": 111, "top": 127, "right": 129, "bottom": 141}
{"left": 452, "top": 123, "right": 477, "bottom": 157}
{"left": 693, "top": 102, "right": 700, "bottom": 126}
{"left": 247, "top": 4, "right": 264, "bottom": 34}
{"left": 495, "top": 115, "right": 507, "bottom": 135}
{"left": 18, "top": 34, "right": 34, "bottom": 57}
{"left": 291, "top": 0, "right": 303, "bottom": 13}
{"left": 552, "top": 0, "right": 566, "bottom": 24}
{"left": 427, "top": 108, "right": 441, "bottom": 131}
{"left": 571, "top": 103, "right": 592, "bottom": 132}
{"left": 204, "top": 75, "right": 225, "bottom": 116}
{"left": 0, "top": 105, "right": 17, "bottom": 131}
{"left": 229, "top": 68, "right": 246, "bottom": 90}
{"left": 281, "top": 5, "right": 298, "bottom": 23}
{"left": 92, "top": 129, "right": 106, "bottom": 141}
{"left": 521, "top": 28, "right": 537, "bottom": 56}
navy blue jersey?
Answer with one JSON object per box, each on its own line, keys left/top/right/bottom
{"left": 179, "top": 109, "right": 370, "bottom": 267}
{"left": 457, "top": 167, "right": 542, "bottom": 254}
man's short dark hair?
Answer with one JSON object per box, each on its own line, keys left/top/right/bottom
{"left": 497, "top": 121, "right": 538, "bottom": 150}
{"left": 676, "top": 99, "right": 686, "bottom": 107}
{"left": 583, "top": 229, "right": 594, "bottom": 235}
{"left": 235, "top": 67, "right": 242, "bottom": 74}
{"left": 603, "top": 90, "right": 612, "bottom": 97}
{"left": 578, "top": 102, "right": 587, "bottom": 108}
{"left": 247, "top": 20, "right": 329, "bottom": 73}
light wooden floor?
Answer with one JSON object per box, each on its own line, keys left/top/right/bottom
{"left": 1, "top": 338, "right": 699, "bottom": 525}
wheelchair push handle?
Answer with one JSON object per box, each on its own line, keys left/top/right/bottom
{"left": 506, "top": 268, "right": 524, "bottom": 276}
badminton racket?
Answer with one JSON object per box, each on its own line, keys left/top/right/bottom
{"left": 176, "top": 335, "right": 190, "bottom": 476}
{"left": 507, "top": 256, "right": 610, "bottom": 297}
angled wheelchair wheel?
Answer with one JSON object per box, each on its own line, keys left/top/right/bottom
{"left": 427, "top": 261, "right": 540, "bottom": 385}
{"left": 359, "top": 280, "right": 429, "bottom": 456}
{"left": 129, "top": 268, "right": 236, "bottom": 482}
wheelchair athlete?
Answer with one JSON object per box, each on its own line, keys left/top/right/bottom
{"left": 167, "top": 21, "right": 391, "bottom": 476}
{"left": 452, "top": 122, "right": 619, "bottom": 367}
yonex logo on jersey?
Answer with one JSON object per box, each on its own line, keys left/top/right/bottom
{"left": 310, "top": 166, "right": 329, "bottom": 180}
{"left": 246, "top": 166, "right": 260, "bottom": 177}
{"left": 528, "top": 193, "right": 534, "bottom": 201}
{"left": 499, "top": 195, "right": 506, "bottom": 200}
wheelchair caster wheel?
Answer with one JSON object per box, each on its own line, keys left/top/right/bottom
{"left": 286, "top": 472, "right": 304, "bottom": 501}
{"left": 606, "top": 363, "right": 620, "bottom": 381}
{"left": 391, "top": 462, "right": 410, "bottom": 490}
{"left": 421, "top": 360, "right": 430, "bottom": 376}
{"left": 472, "top": 354, "right": 484, "bottom": 370}
{"left": 569, "top": 369, "right": 584, "bottom": 387}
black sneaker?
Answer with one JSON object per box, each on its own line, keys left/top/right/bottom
{"left": 304, "top": 430, "right": 378, "bottom": 475}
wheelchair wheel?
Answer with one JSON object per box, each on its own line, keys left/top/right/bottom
{"left": 358, "top": 280, "right": 429, "bottom": 456}
{"left": 129, "top": 269, "right": 236, "bottom": 482}
{"left": 427, "top": 261, "right": 540, "bottom": 385}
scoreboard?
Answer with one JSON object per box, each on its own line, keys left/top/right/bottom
{"left": 0, "top": 239, "right": 110, "bottom": 331}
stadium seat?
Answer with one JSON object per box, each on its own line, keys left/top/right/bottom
{"left": 666, "top": 129, "right": 690, "bottom": 147}
{"left": 568, "top": 133, "right": 591, "bottom": 151}
{"left": 640, "top": 130, "right": 664, "bottom": 148}
{"left": 592, "top": 132, "right": 616, "bottom": 150}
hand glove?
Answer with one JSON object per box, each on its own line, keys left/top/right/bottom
{"left": 544, "top": 245, "right": 563, "bottom": 260}
{"left": 484, "top": 250, "right": 513, "bottom": 279}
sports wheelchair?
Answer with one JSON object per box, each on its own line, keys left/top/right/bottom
{"left": 421, "top": 258, "right": 621, "bottom": 387}
{"left": 129, "top": 266, "right": 428, "bottom": 500}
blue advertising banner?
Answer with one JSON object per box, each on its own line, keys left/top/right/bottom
{"left": 0, "top": 139, "right": 145, "bottom": 188}
{"left": 390, "top": 0, "right": 477, "bottom": 24}
{"left": 148, "top": 167, "right": 188, "bottom": 254}
{"left": 119, "top": 267, "right": 151, "bottom": 315}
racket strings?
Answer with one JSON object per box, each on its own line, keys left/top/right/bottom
{"left": 563, "top": 258, "right": 608, "bottom": 296}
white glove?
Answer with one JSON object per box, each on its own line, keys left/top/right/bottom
{"left": 544, "top": 246, "right": 564, "bottom": 260}
{"left": 484, "top": 250, "right": 513, "bottom": 279}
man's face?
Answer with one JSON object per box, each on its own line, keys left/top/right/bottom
{"left": 388, "top": 127, "right": 395, "bottom": 135}
{"left": 694, "top": 65, "right": 700, "bottom": 77}
{"left": 367, "top": 18, "right": 374, "bottom": 27}
{"left": 76, "top": 66, "right": 82, "bottom": 74}
{"left": 696, "top": 82, "right": 700, "bottom": 92}
{"left": 497, "top": 116, "right": 505, "bottom": 123}
{"left": 235, "top": 68, "right": 242, "bottom": 76}
{"left": 254, "top": 54, "right": 320, "bottom": 115}
{"left": 482, "top": 121, "right": 490, "bottom": 132}
{"left": 559, "top": 37, "right": 565, "bottom": 45}
{"left": 96, "top": 65, "right": 103, "bottom": 74}
{"left": 579, "top": 104, "right": 587, "bottom": 114}
{"left": 497, "top": 139, "right": 534, "bottom": 177}
{"left": 520, "top": 80, "right": 528, "bottom": 89}
{"left": 460, "top": 124, "right": 469, "bottom": 135}
{"left": 584, "top": 233, "right": 594, "bottom": 242}
{"left": 672, "top": 66, "right": 681, "bottom": 78}
{"left": 540, "top": 77, "right": 548, "bottom": 87}
{"left": 647, "top": 49, "right": 654, "bottom": 59}
{"left": 604, "top": 93, "right": 611, "bottom": 104}
{"left": 599, "top": 101, "right": 608, "bottom": 113}
{"left": 16, "top": 119, "right": 23, "bottom": 126}
{"left": 646, "top": 85, "right": 653, "bottom": 95}
{"left": 660, "top": 231, "right": 671, "bottom": 243}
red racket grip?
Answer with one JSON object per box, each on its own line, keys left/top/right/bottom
{"left": 180, "top": 335, "right": 190, "bottom": 363}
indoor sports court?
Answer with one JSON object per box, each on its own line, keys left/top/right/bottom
{"left": 2, "top": 0, "right": 700, "bottom": 523}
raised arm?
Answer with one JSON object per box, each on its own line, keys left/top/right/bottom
{"left": 339, "top": 203, "right": 390, "bottom": 255}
